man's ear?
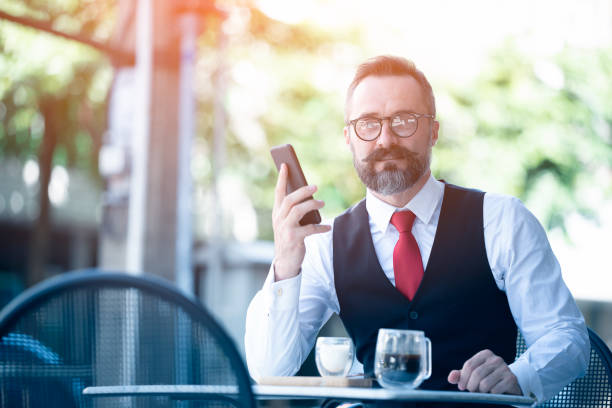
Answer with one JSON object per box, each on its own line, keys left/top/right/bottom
{"left": 431, "top": 120, "right": 440, "bottom": 146}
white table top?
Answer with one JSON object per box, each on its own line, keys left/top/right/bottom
{"left": 82, "top": 384, "right": 537, "bottom": 406}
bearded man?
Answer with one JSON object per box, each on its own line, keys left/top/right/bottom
{"left": 244, "top": 55, "right": 589, "bottom": 407}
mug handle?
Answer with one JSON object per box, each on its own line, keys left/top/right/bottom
{"left": 424, "top": 337, "right": 432, "bottom": 379}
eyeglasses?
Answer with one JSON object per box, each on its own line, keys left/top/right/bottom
{"left": 347, "top": 111, "right": 435, "bottom": 141}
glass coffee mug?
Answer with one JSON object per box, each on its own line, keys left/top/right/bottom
{"left": 374, "top": 329, "right": 432, "bottom": 389}
{"left": 315, "top": 337, "right": 354, "bottom": 377}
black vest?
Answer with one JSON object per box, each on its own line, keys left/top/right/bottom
{"left": 332, "top": 183, "right": 517, "bottom": 392}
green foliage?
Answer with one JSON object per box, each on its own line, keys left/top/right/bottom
{"left": 0, "top": 8, "right": 112, "bottom": 175}
{"left": 1, "top": 0, "right": 116, "bottom": 40}
{"left": 248, "top": 8, "right": 338, "bottom": 53}
{"left": 435, "top": 43, "right": 612, "bottom": 233}
{"left": 2, "top": 2, "right": 610, "bottom": 243}
{"left": 194, "top": 11, "right": 612, "bottom": 241}
{"left": 194, "top": 7, "right": 365, "bottom": 240}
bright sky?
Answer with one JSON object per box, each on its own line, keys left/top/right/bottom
{"left": 254, "top": 0, "right": 612, "bottom": 302}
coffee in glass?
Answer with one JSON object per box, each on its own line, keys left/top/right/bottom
{"left": 374, "top": 329, "right": 431, "bottom": 389}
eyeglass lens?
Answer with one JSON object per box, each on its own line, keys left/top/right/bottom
{"left": 355, "top": 113, "right": 418, "bottom": 140}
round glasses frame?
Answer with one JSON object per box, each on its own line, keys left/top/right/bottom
{"left": 347, "top": 112, "right": 435, "bottom": 141}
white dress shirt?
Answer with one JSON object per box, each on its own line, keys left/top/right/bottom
{"left": 245, "top": 175, "right": 589, "bottom": 403}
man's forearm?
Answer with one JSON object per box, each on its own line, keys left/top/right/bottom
{"left": 244, "top": 272, "right": 306, "bottom": 380}
{"left": 511, "top": 322, "right": 589, "bottom": 402}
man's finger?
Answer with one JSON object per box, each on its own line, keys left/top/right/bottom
{"left": 274, "top": 163, "right": 288, "bottom": 211}
{"left": 490, "top": 367, "right": 522, "bottom": 395}
{"left": 490, "top": 373, "right": 519, "bottom": 395}
{"left": 299, "top": 223, "right": 332, "bottom": 238}
{"left": 458, "top": 350, "right": 493, "bottom": 390}
{"left": 466, "top": 361, "right": 498, "bottom": 392}
{"left": 277, "top": 185, "right": 318, "bottom": 222}
{"left": 447, "top": 370, "right": 461, "bottom": 384}
{"left": 285, "top": 185, "right": 318, "bottom": 207}
{"left": 477, "top": 364, "right": 506, "bottom": 393}
{"left": 287, "top": 198, "right": 325, "bottom": 226}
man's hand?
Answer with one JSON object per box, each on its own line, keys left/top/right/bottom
{"left": 447, "top": 349, "right": 522, "bottom": 395}
{"left": 272, "top": 163, "right": 331, "bottom": 281}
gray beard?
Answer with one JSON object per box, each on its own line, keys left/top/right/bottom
{"left": 352, "top": 149, "right": 429, "bottom": 196}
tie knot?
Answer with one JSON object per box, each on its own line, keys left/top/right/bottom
{"left": 391, "top": 210, "right": 416, "bottom": 233}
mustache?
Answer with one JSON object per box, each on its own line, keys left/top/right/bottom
{"left": 362, "top": 146, "right": 418, "bottom": 163}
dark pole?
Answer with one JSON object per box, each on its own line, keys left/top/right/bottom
{"left": 27, "top": 97, "right": 57, "bottom": 286}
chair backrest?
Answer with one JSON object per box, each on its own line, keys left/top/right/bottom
{"left": 516, "top": 327, "right": 612, "bottom": 407}
{"left": 0, "top": 270, "right": 255, "bottom": 408}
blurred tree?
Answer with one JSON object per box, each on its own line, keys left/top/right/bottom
{"left": 0, "top": 0, "right": 116, "bottom": 44}
{"left": 436, "top": 43, "right": 612, "bottom": 235}
{"left": 193, "top": 5, "right": 365, "bottom": 241}
{"left": 0, "top": 0, "right": 113, "bottom": 284}
{"left": 3, "top": 0, "right": 610, "bottom": 256}
{"left": 194, "top": 9, "right": 611, "bottom": 243}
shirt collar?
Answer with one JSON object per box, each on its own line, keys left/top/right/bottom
{"left": 365, "top": 174, "right": 445, "bottom": 234}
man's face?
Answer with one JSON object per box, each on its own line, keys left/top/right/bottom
{"left": 344, "top": 75, "right": 439, "bottom": 196}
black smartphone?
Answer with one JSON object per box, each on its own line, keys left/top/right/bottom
{"left": 270, "top": 144, "right": 322, "bottom": 226}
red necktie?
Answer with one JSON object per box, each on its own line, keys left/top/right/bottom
{"left": 390, "top": 211, "right": 424, "bottom": 300}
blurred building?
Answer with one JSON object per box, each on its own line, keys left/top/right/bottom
{"left": 0, "top": 158, "right": 99, "bottom": 308}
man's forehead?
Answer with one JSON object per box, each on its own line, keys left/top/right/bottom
{"left": 349, "top": 74, "right": 428, "bottom": 115}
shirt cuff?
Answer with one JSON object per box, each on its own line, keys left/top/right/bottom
{"left": 509, "top": 356, "right": 543, "bottom": 402}
{"left": 263, "top": 263, "right": 302, "bottom": 312}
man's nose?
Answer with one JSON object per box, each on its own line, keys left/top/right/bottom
{"left": 376, "top": 120, "right": 397, "bottom": 148}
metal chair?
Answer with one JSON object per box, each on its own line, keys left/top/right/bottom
{"left": 0, "top": 270, "right": 255, "bottom": 408}
{"left": 516, "top": 327, "right": 612, "bottom": 407}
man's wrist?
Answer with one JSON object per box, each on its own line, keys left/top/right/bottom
{"left": 509, "top": 357, "right": 542, "bottom": 401}
{"left": 273, "top": 261, "right": 300, "bottom": 282}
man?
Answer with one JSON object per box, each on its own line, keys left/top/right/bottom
{"left": 245, "top": 55, "right": 589, "bottom": 405}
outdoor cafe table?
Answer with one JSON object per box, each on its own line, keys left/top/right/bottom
{"left": 82, "top": 384, "right": 537, "bottom": 406}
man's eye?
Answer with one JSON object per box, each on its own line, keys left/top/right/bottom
{"left": 392, "top": 117, "right": 405, "bottom": 126}
{"left": 357, "top": 119, "right": 378, "bottom": 129}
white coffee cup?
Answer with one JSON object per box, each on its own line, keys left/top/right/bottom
{"left": 315, "top": 337, "right": 354, "bottom": 377}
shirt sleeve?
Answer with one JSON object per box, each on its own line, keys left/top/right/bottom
{"left": 244, "top": 226, "right": 338, "bottom": 381}
{"left": 484, "top": 194, "right": 590, "bottom": 403}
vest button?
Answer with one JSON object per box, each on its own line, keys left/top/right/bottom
{"left": 409, "top": 311, "right": 418, "bottom": 320}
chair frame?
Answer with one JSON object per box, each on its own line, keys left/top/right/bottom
{"left": 516, "top": 326, "right": 612, "bottom": 407}
{"left": 0, "top": 269, "right": 256, "bottom": 408}
{"left": 587, "top": 327, "right": 612, "bottom": 384}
